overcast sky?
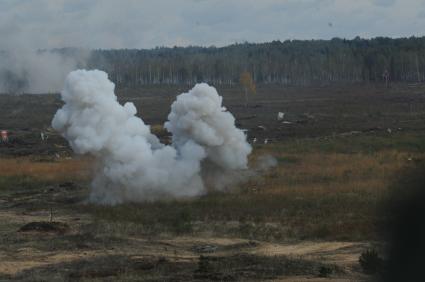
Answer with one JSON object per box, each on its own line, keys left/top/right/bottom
{"left": 1, "top": 0, "right": 425, "bottom": 50}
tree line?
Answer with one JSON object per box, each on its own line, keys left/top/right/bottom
{"left": 85, "top": 36, "right": 425, "bottom": 87}
{"left": 2, "top": 36, "right": 425, "bottom": 93}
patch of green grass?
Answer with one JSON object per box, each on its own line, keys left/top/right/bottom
{"left": 276, "top": 156, "right": 300, "bottom": 165}
{"left": 85, "top": 202, "right": 196, "bottom": 236}
{"left": 0, "top": 175, "right": 52, "bottom": 196}
{"left": 83, "top": 188, "right": 384, "bottom": 241}
{"left": 194, "top": 253, "right": 343, "bottom": 280}
{"left": 13, "top": 251, "right": 341, "bottom": 282}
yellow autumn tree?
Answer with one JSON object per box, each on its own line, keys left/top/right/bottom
{"left": 239, "top": 71, "right": 256, "bottom": 107}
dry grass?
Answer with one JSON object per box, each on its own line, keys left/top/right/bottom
{"left": 251, "top": 149, "right": 413, "bottom": 196}
{"left": 150, "top": 124, "right": 169, "bottom": 138}
{"left": 0, "top": 157, "right": 92, "bottom": 182}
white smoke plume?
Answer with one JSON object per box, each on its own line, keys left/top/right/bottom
{"left": 52, "top": 69, "right": 252, "bottom": 204}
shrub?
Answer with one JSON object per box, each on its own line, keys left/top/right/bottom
{"left": 318, "top": 266, "right": 333, "bottom": 277}
{"left": 359, "top": 248, "right": 384, "bottom": 274}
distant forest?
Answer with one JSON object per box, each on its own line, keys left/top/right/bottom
{"left": 3, "top": 36, "right": 425, "bottom": 93}
{"left": 84, "top": 37, "right": 425, "bottom": 87}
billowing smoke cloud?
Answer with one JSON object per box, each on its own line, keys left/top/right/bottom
{"left": 0, "top": 49, "right": 88, "bottom": 94}
{"left": 165, "top": 83, "right": 251, "bottom": 171}
{"left": 52, "top": 69, "right": 252, "bottom": 204}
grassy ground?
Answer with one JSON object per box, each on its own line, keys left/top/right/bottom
{"left": 0, "top": 131, "right": 424, "bottom": 280}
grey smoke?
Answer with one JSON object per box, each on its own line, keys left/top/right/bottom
{"left": 0, "top": 48, "right": 88, "bottom": 94}
{"left": 256, "top": 155, "right": 278, "bottom": 172}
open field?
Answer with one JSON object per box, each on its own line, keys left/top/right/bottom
{"left": 1, "top": 84, "right": 425, "bottom": 280}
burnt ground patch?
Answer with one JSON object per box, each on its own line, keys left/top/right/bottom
{"left": 18, "top": 221, "right": 70, "bottom": 234}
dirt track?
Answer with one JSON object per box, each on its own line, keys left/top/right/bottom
{"left": 0, "top": 208, "right": 369, "bottom": 281}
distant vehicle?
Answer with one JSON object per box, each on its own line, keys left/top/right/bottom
{"left": 277, "top": 112, "right": 285, "bottom": 121}
{"left": 1, "top": 130, "right": 8, "bottom": 143}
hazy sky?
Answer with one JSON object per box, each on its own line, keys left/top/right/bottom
{"left": 1, "top": 0, "right": 425, "bottom": 49}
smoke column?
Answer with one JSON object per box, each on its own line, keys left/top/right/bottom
{"left": 52, "top": 70, "right": 252, "bottom": 204}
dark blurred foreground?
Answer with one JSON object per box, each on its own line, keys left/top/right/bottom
{"left": 379, "top": 161, "right": 425, "bottom": 282}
